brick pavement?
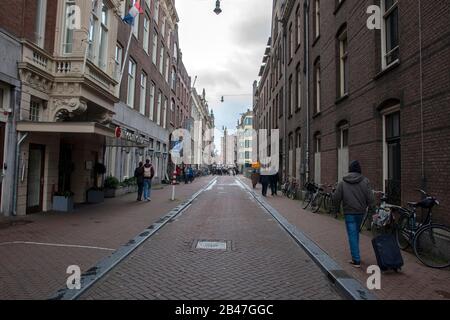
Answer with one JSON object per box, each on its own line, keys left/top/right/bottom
{"left": 0, "top": 177, "right": 214, "bottom": 300}
{"left": 80, "top": 176, "right": 342, "bottom": 300}
{"left": 239, "top": 177, "right": 450, "bottom": 300}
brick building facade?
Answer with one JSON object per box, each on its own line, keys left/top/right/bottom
{"left": 254, "top": 0, "right": 450, "bottom": 224}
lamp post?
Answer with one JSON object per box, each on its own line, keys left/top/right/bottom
{"left": 214, "top": 0, "right": 222, "bottom": 15}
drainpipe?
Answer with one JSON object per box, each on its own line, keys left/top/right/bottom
{"left": 418, "top": 0, "right": 426, "bottom": 189}
{"left": 13, "top": 132, "right": 28, "bottom": 216}
{"left": 304, "top": 0, "right": 311, "bottom": 183}
{"left": 281, "top": 15, "right": 288, "bottom": 181}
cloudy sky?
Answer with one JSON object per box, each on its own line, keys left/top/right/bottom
{"left": 176, "top": 0, "right": 272, "bottom": 150}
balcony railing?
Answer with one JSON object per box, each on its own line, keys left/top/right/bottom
{"left": 21, "top": 40, "right": 118, "bottom": 95}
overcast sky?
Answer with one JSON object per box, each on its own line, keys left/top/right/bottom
{"left": 176, "top": 0, "right": 272, "bottom": 151}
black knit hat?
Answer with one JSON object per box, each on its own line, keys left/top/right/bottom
{"left": 349, "top": 160, "right": 362, "bottom": 174}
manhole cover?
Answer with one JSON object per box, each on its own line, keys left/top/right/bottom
{"left": 196, "top": 240, "right": 227, "bottom": 250}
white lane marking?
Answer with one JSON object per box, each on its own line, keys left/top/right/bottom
{"left": 205, "top": 179, "right": 217, "bottom": 191}
{"left": 0, "top": 241, "right": 115, "bottom": 251}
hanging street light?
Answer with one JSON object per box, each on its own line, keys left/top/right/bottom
{"left": 214, "top": 0, "right": 222, "bottom": 15}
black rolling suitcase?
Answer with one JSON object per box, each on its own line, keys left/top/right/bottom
{"left": 371, "top": 234, "right": 404, "bottom": 272}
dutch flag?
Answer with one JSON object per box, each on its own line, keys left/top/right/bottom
{"left": 122, "top": 0, "right": 143, "bottom": 25}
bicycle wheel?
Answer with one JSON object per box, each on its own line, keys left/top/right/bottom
{"left": 302, "top": 191, "right": 313, "bottom": 209}
{"left": 323, "top": 194, "right": 332, "bottom": 214}
{"left": 395, "top": 214, "right": 411, "bottom": 250}
{"left": 311, "top": 193, "right": 322, "bottom": 213}
{"left": 359, "top": 211, "right": 370, "bottom": 233}
{"left": 413, "top": 224, "right": 450, "bottom": 269}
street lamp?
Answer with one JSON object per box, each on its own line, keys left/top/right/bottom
{"left": 214, "top": 0, "right": 222, "bottom": 15}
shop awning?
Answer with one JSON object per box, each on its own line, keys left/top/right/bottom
{"left": 16, "top": 122, "right": 152, "bottom": 148}
{"left": 16, "top": 121, "right": 116, "bottom": 137}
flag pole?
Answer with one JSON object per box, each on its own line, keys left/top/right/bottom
{"left": 118, "top": 27, "right": 133, "bottom": 85}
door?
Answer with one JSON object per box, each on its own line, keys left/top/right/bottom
{"left": 26, "top": 144, "right": 45, "bottom": 214}
{"left": 338, "top": 126, "right": 349, "bottom": 182}
{"left": 384, "top": 112, "right": 401, "bottom": 205}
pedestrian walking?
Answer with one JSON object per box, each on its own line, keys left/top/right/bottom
{"left": 143, "top": 159, "right": 155, "bottom": 201}
{"left": 332, "top": 160, "right": 375, "bottom": 268}
{"left": 269, "top": 172, "right": 278, "bottom": 196}
{"left": 187, "top": 166, "right": 194, "bottom": 183}
{"left": 260, "top": 174, "right": 270, "bottom": 197}
{"left": 250, "top": 169, "right": 259, "bottom": 189}
{"left": 134, "top": 162, "right": 144, "bottom": 201}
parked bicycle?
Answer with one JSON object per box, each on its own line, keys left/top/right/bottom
{"left": 302, "top": 182, "right": 318, "bottom": 209}
{"left": 395, "top": 190, "right": 450, "bottom": 269}
{"left": 360, "top": 191, "right": 402, "bottom": 234}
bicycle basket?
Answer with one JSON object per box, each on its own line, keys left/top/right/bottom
{"left": 372, "top": 208, "right": 393, "bottom": 228}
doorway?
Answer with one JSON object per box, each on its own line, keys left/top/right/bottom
{"left": 26, "top": 144, "right": 45, "bottom": 214}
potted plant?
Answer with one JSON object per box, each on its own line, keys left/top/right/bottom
{"left": 53, "top": 191, "right": 75, "bottom": 212}
{"left": 87, "top": 186, "right": 104, "bottom": 203}
{"left": 104, "top": 176, "right": 120, "bottom": 198}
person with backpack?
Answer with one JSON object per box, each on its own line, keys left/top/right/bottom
{"left": 134, "top": 162, "right": 145, "bottom": 201}
{"left": 143, "top": 159, "right": 155, "bottom": 201}
{"left": 332, "top": 160, "right": 375, "bottom": 268}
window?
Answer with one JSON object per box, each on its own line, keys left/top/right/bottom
{"left": 165, "top": 54, "right": 170, "bottom": 83}
{"left": 314, "top": 0, "right": 320, "bottom": 38}
{"left": 149, "top": 83, "right": 155, "bottom": 120}
{"left": 296, "top": 7, "right": 301, "bottom": 46}
{"left": 173, "top": 42, "right": 178, "bottom": 62}
{"left": 132, "top": 0, "right": 139, "bottom": 38}
{"left": 154, "top": 0, "right": 159, "bottom": 24}
{"left": 152, "top": 31, "right": 158, "bottom": 65}
{"left": 296, "top": 65, "right": 302, "bottom": 110}
{"left": 289, "top": 76, "right": 294, "bottom": 116}
{"left": 314, "top": 59, "right": 321, "bottom": 113}
{"left": 63, "top": 0, "right": 76, "bottom": 53}
{"left": 156, "top": 91, "right": 162, "bottom": 125}
{"left": 159, "top": 45, "right": 164, "bottom": 74}
{"left": 337, "top": 124, "right": 349, "bottom": 181}
{"left": 30, "top": 99, "right": 42, "bottom": 121}
{"left": 88, "top": 0, "right": 109, "bottom": 69}
{"left": 338, "top": 28, "right": 348, "bottom": 97}
{"left": 167, "top": 28, "right": 171, "bottom": 48}
{"left": 314, "top": 133, "right": 321, "bottom": 184}
{"left": 140, "top": 72, "right": 147, "bottom": 115}
{"left": 381, "top": 0, "right": 399, "bottom": 68}
{"left": 384, "top": 111, "right": 401, "bottom": 204}
{"left": 114, "top": 44, "right": 123, "bottom": 79}
{"left": 127, "top": 59, "right": 136, "bottom": 107}
{"left": 161, "top": 16, "right": 166, "bottom": 37}
{"left": 0, "top": 84, "right": 10, "bottom": 111}
{"left": 143, "top": 16, "right": 150, "bottom": 53}
{"left": 289, "top": 24, "right": 294, "bottom": 59}
{"left": 171, "top": 68, "right": 176, "bottom": 90}
{"left": 162, "top": 97, "right": 167, "bottom": 129}
{"left": 170, "top": 99, "right": 175, "bottom": 124}
{"left": 35, "top": 0, "right": 47, "bottom": 47}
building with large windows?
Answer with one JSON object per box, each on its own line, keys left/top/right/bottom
{"left": 253, "top": 0, "right": 450, "bottom": 225}
{"left": 0, "top": 0, "right": 193, "bottom": 215}
{"left": 236, "top": 109, "right": 253, "bottom": 173}
{"left": 0, "top": 0, "right": 122, "bottom": 215}
{"left": 105, "top": 0, "right": 180, "bottom": 185}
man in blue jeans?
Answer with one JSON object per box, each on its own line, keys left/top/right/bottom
{"left": 142, "top": 159, "right": 155, "bottom": 201}
{"left": 333, "top": 160, "right": 375, "bottom": 268}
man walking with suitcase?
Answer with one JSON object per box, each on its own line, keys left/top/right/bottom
{"left": 333, "top": 160, "right": 375, "bottom": 268}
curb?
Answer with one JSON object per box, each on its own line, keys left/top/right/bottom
{"left": 49, "top": 177, "right": 218, "bottom": 300}
{"left": 236, "top": 178, "right": 377, "bottom": 301}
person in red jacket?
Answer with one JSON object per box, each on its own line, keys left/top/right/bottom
{"left": 143, "top": 159, "right": 155, "bottom": 201}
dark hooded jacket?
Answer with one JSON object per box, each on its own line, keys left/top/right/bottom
{"left": 332, "top": 172, "right": 375, "bottom": 215}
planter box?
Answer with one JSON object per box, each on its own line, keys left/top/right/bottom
{"left": 52, "top": 196, "right": 74, "bottom": 212}
{"left": 87, "top": 190, "right": 104, "bottom": 203}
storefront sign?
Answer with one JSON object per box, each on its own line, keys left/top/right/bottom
{"left": 116, "top": 126, "right": 147, "bottom": 145}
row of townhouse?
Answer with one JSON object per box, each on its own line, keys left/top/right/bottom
{"left": 253, "top": 0, "right": 450, "bottom": 225}
{"left": 0, "top": 0, "right": 212, "bottom": 216}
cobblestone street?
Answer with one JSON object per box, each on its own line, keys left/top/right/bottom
{"left": 80, "top": 176, "right": 341, "bottom": 300}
